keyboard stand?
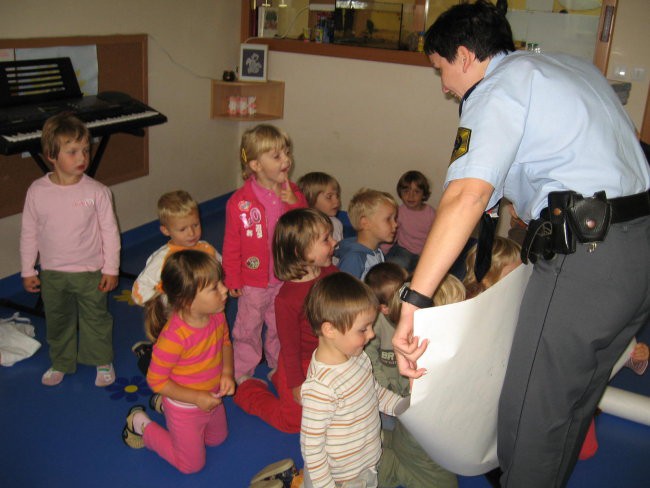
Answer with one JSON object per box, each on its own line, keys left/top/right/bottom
{"left": 28, "top": 151, "right": 51, "bottom": 175}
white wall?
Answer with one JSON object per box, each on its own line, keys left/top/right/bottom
{"left": 267, "top": 51, "right": 459, "bottom": 213}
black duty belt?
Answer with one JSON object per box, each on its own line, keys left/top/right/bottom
{"left": 609, "top": 190, "right": 650, "bottom": 223}
{"left": 522, "top": 189, "right": 650, "bottom": 264}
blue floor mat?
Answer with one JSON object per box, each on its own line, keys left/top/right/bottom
{"left": 1, "top": 202, "right": 649, "bottom": 487}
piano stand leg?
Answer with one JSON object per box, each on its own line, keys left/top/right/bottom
{"left": 87, "top": 134, "right": 111, "bottom": 177}
{"left": 29, "top": 151, "right": 52, "bottom": 174}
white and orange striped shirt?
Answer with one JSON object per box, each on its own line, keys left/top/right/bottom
{"left": 131, "top": 241, "right": 220, "bottom": 305}
{"left": 300, "top": 351, "right": 409, "bottom": 487}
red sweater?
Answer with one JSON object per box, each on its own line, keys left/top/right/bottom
{"left": 275, "top": 265, "right": 338, "bottom": 389}
{"left": 223, "top": 177, "right": 306, "bottom": 290}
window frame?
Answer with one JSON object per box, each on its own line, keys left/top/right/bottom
{"left": 240, "top": 0, "right": 432, "bottom": 67}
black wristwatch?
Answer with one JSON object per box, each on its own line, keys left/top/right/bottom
{"left": 398, "top": 284, "right": 433, "bottom": 309}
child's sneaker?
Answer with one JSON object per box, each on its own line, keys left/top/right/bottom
{"left": 41, "top": 368, "right": 64, "bottom": 386}
{"left": 250, "top": 458, "right": 298, "bottom": 488}
{"left": 149, "top": 393, "right": 164, "bottom": 414}
{"left": 122, "top": 405, "right": 148, "bottom": 449}
{"left": 131, "top": 341, "right": 153, "bottom": 358}
{"left": 95, "top": 363, "right": 116, "bottom": 387}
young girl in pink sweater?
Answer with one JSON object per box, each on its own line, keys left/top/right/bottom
{"left": 222, "top": 125, "right": 307, "bottom": 382}
{"left": 20, "top": 113, "right": 120, "bottom": 387}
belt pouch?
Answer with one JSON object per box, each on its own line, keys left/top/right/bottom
{"left": 548, "top": 191, "right": 576, "bottom": 254}
{"left": 566, "top": 191, "right": 612, "bottom": 242}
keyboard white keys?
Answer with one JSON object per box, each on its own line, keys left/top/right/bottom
{"left": 1, "top": 110, "right": 160, "bottom": 143}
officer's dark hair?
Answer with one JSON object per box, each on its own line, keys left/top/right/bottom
{"left": 423, "top": 0, "right": 515, "bottom": 62}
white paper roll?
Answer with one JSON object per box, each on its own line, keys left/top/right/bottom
{"left": 598, "top": 386, "right": 650, "bottom": 426}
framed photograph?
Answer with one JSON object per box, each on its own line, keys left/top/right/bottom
{"left": 239, "top": 43, "right": 268, "bottom": 82}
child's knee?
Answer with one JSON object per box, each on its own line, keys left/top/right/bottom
{"left": 177, "top": 456, "right": 206, "bottom": 474}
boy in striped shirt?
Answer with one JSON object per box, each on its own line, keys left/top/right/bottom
{"left": 301, "top": 272, "right": 410, "bottom": 488}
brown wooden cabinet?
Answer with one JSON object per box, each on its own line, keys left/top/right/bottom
{"left": 210, "top": 80, "right": 284, "bottom": 121}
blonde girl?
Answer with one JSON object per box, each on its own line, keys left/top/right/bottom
{"left": 222, "top": 124, "right": 308, "bottom": 382}
{"left": 463, "top": 236, "right": 522, "bottom": 299}
{"left": 234, "top": 208, "right": 337, "bottom": 433}
{"left": 122, "top": 250, "right": 235, "bottom": 475}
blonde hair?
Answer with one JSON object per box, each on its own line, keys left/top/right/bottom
{"left": 157, "top": 190, "right": 198, "bottom": 227}
{"left": 464, "top": 236, "right": 521, "bottom": 299}
{"left": 41, "top": 113, "right": 89, "bottom": 160}
{"left": 239, "top": 124, "right": 292, "bottom": 179}
{"left": 144, "top": 250, "right": 223, "bottom": 341}
{"left": 306, "top": 272, "right": 378, "bottom": 336}
{"left": 364, "top": 262, "right": 408, "bottom": 324}
{"left": 433, "top": 274, "right": 466, "bottom": 306}
{"left": 273, "top": 208, "right": 333, "bottom": 281}
{"left": 297, "top": 172, "right": 341, "bottom": 208}
{"left": 347, "top": 188, "right": 398, "bottom": 230}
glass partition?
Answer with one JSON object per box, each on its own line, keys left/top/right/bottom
{"left": 242, "top": 1, "right": 614, "bottom": 70}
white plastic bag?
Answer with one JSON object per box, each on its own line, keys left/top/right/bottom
{"left": 0, "top": 312, "right": 41, "bottom": 366}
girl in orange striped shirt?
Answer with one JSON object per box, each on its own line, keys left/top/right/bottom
{"left": 121, "top": 250, "right": 235, "bottom": 474}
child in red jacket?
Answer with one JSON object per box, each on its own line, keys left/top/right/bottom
{"left": 222, "top": 125, "right": 307, "bottom": 382}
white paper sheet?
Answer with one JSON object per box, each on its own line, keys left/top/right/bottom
{"left": 399, "top": 264, "right": 533, "bottom": 476}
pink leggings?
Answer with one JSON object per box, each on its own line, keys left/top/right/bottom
{"left": 143, "top": 397, "right": 228, "bottom": 474}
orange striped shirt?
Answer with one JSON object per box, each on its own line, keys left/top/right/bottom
{"left": 147, "top": 312, "right": 231, "bottom": 393}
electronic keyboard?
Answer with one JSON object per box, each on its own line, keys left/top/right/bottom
{"left": 0, "top": 57, "right": 167, "bottom": 158}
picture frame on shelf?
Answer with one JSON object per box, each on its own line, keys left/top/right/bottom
{"left": 239, "top": 43, "right": 268, "bottom": 82}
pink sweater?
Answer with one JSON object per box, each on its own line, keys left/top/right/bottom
{"left": 20, "top": 174, "right": 120, "bottom": 277}
{"left": 395, "top": 203, "right": 436, "bottom": 255}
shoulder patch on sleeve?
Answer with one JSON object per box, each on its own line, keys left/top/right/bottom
{"left": 450, "top": 127, "right": 471, "bottom": 165}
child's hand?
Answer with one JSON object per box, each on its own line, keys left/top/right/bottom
{"left": 98, "top": 274, "right": 118, "bottom": 292}
{"left": 196, "top": 390, "right": 221, "bottom": 412}
{"left": 23, "top": 276, "right": 40, "bottom": 293}
{"left": 292, "top": 385, "right": 302, "bottom": 405}
{"left": 280, "top": 181, "right": 298, "bottom": 205}
{"left": 218, "top": 374, "right": 236, "bottom": 397}
{"left": 229, "top": 288, "right": 243, "bottom": 298}
{"left": 632, "top": 343, "right": 650, "bottom": 362}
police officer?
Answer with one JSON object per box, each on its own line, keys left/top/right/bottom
{"left": 392, "top": 2, "right": 650, "bottom": 487}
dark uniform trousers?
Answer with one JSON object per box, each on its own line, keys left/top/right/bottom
{"left": 498, "top": 215, "right": 650, "bottom": 488}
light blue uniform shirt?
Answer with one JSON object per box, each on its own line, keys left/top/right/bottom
{"left": 445, "top": 51, "right": 650, "bottom": 222}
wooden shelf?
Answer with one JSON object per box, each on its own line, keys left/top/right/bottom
{"left": 211, "top": 80, "right": 284, "bottom": 120}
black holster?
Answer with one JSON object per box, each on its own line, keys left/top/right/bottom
{"left": 521, "top": 190, "right": 612, "bottom": 264}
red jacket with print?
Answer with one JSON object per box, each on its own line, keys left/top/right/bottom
{"left": 223, "top": 177, "right": 307, "bottom": 290}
